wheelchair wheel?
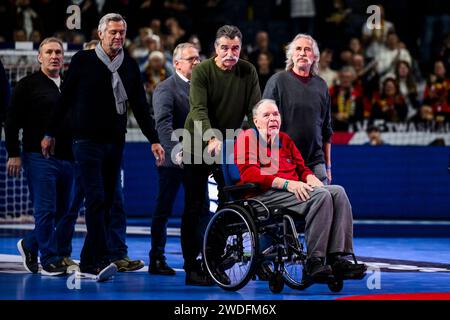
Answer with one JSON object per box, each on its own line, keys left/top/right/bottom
{"left": 283, "top": 233, "right": 308, "bottom": 290}
{"left": 283, "top": 256, "right": 305, "bottom": 290}
{"left": 203, "top": 204, "right": 259, "bottom": 291}
{"left": 328, "top": 278, "right": 344, "bottom": 293}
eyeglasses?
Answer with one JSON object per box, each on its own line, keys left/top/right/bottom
{"left": 180, "top": 56, "right": 200, "bottom": 63}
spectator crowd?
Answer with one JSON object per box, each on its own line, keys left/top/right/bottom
{"left": 1, "top": 0, "right": 450, "bottom": 132}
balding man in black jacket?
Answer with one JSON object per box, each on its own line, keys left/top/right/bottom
{"left": 6, "top": 37, "right": 78, "bottom": 276}
{"left": 43, "top": 13, "right": 164, "bottom": 281}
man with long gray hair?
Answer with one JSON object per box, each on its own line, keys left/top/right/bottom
{"left": 263, "top": 34, "right": 333, "bottom": 184}
{"left": 42, "top": 13, "right": 164, "bottom": 281}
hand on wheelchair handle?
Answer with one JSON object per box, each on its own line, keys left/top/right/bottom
{"left": 207, "top": 138, "right": 222, "bottom": 157}
{"left": 175, "top": 150, "right": 184, "bottom": 168}
{"left": 41, "top": 136, "right": 55, "bottom": 159}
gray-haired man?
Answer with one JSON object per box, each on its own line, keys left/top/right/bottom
{"left": 149, "top": 43, "right": 203, "bottom": 276}
{"left": 42, "top": 13, "right": 164, "bottom": 280}
{"left": 263, "top": 34, "right": 333, "bottom": 184}
{"left": 182, "top": 25, "right": 261, "bottom": 285}
{"left": 236, "top": 99, "right": 366, "bottom": 281}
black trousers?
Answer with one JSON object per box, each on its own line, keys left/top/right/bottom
{"left": 72, "top": 139, "right": 123, "bottom": 269}
{"left": 150, "top": 167, "right": 183, "bottom": 260}
{"left": 181, "top": 163, "right": 225, "bottom": 271}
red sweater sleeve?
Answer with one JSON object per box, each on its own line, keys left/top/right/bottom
{"left": 235, "top": 130, "right": 276, "bottom": 190}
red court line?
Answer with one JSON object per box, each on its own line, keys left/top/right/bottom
{"left": 336, "top": 293, "right": 450, "bottom": 300}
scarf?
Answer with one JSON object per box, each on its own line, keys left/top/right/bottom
{"left": 95, "top": 43, "right": 128, "bottom": 114}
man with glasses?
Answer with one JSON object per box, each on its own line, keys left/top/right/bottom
{"left": 182, "top": 25, "right": 261, "bottom": 285}
{"left": 149, "top": 43, "right": 203, "bottom": 276}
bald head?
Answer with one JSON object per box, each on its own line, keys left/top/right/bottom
{"left": 253, "top": 99, "right": 281, "bottom": 139}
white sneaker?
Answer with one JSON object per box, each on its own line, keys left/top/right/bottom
{"left": 76, "top": 263, "right": 118, "bottom": 282}
{"left": 96, "top": 263, "right": 118, "bottom": 282}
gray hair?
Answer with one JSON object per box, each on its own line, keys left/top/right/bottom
{"left": 98, "top": 13, "right": 127, "bottom": 34}
{"left": 285, "top": 33, "right": 320, "bottom": 75}
{"left": 215, "top": 25, "right": 242, "bottom": 46}
{"left": 38, "top": 37, "right": 64, "bottom": 54}
{"left": 173, "top": 42, "right": 197, "bottom": 62}
{"left": 252, "top": 99, "right": 278, "bottom": 118}
{"left": 84, "top": 40, "right": 99, "bottom": 50}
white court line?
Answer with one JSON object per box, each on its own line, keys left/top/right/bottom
{"left": 2, "top": 253, "right": 449, "bottom": 274}
{"left": 353, "top": 220, "right": 450, "bottom": 225}
{"left": 0, "top": 254, "right": 184, "bottom": 273}
{"left": 0, "top": 224, "right": 181, "bottom": 236}
{"left": 1, "top": 220, "right": 450, "bottom": 235}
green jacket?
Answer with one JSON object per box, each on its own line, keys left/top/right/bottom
{"left": 184, "top": 57, "right": 261, "bottom": 157}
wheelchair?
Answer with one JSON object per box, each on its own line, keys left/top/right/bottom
{"left": 202, "top": 140, "right": 361, "bottom": 293}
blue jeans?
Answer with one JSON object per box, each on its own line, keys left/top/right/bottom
{"left": 22, "top": 152, "right": 75, "bottom": 266}
{"left": 69, "top": 162, "right": 128, "bottom": 261}
{"left": 68, "top": 162, "right": 85, "bottom": 217}
{"left": 72, "top": 139, "right": 124, "bottom": 268}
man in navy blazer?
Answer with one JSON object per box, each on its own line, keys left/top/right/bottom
{"left": 149, "top": 43, "right": 206, "bottom": 277}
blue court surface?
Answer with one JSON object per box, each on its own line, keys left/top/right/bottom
{"left": 1, "top": 222, "right": 450, "bottom": 303}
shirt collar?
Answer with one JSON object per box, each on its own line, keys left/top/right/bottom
{"left": 176, "top": 71, "right": 190, "bottom": 83}
{"left": 252, "top": 128, "right": 283, "bottom": 148}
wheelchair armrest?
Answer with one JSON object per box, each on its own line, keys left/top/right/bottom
{"left": 223, "top": 183, "right": 259, "bottom": 193}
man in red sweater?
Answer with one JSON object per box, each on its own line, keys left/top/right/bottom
{"left": 235, "top": 99, "right": 366, "bottom": 281}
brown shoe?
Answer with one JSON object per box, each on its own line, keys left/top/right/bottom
{"left": 113, "top": 256, "right": 145, "bottom": 272}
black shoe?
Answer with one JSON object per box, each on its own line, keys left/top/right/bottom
{"left": 149, "top": 259, "right": 176, "bottom": 276}
{"left": 305, "top": 257, "right": 332, "bottom": 283}
{"left": 256, "top": 261, "right": 273, "bottom": 281}
{"left": 329, "top": 256, "right": 367, "bottom": 279}
{"left": 17, "top": 239, "right": 38, "bottom": 273}
{"left": 214, "top": 267, "right": 231, "bottom": 285}
{"left": 185, "top": 269, "right": 215, "bottom": 286}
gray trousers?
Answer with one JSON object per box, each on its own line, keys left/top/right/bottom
{"left": 253, "top": 185, "right": 354, "bottom": 258}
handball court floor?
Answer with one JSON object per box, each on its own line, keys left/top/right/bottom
{"left": 1, "top": 219, "right": 450, "bottom": 301}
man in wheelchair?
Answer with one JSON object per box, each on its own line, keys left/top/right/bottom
{"left": 234, "top": 99, "right": 367, "bottom": 282}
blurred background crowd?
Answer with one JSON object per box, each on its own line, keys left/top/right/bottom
{"left": 1, "top": 0, "right": 449, "bottom": 132}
